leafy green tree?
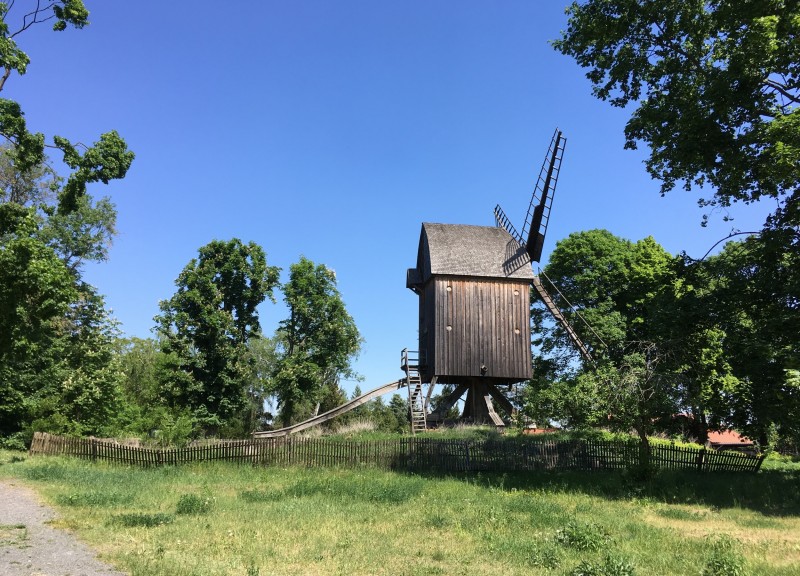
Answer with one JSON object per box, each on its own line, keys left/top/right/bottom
{"left": 387, "top": 394, "right": 411, "bottom": 433}
{"left": 553, "top": 1, "right": 799, "bottom": 233}
{"left": 0, "top": 205, "right": 123, "bottom": 440}
{"left": 273, "top": 257, "right": 362, "bottom": 425}
{"left": 27, "top": 284, "right": 124, "bottom": 437}
{"left": 0, "top": 206, "right": 76, "bottom": 441}
{"left": 239, "top": 335, "right": 282, "bottom": 433}
{"left": 528, "top": 230, "right": 738, "bottom": 443}
{"left": 529, "top": 227, "right": 799, "bottom": 447}
{"left": 0, "top": 2, "right": 132, "bottom": 445}
{"left": 686, "top": 237, "right": 800, "bottom": 445}
{"left": 534, "top": 229, "right": 677, "bottom": 365}
{"left": 0, "top": 2, "right": 133, "bottom": 214}
{"left": 155, "top": 239, "right": 280, "bottom": 436}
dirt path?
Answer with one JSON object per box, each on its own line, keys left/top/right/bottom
{"left": 0, "top": 480, "right": 127, "bottom": 576}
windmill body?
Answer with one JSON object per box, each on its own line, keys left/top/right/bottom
{"left": 406, "top": 223, "right": 533, "bottom": 426}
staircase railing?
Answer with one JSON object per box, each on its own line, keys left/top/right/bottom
{"left": 401, "top": 348, "right": 427, "bottom": 434}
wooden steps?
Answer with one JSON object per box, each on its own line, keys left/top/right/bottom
{"left": 401, "top": 349, "right": 427, "bottom": 434}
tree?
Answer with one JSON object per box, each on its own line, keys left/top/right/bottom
{"left": 239, "top": 335, "right": 282, "bottom": 433}
{"left": 0, "top": 205, "right": 123, "bottom": 440}
{"left": 273, "top": 257, "right": 362, "bottom": 425}
{"left": 155, "top": 239, "right": 280, "bottom": 436}
{"left": 528, "top": 229, "right": 740, "bottom": 443}
{"left": 686, "top": 236, "right": 800, "bottom": 445}
{"left": 27, "top": 284, "right": 124, "bottom": 437}
{"left": 0, "top": 206, "right": 76, "bottom": 441}
{"left": 0, "top": 2, "right": 133, "bottom": 214}
{"left": 553, "top": 1, "right": 799, "bottom": 236}
{"left": 529, "top": 227, "right": 800, "bottom": 447}
{"left": 533, "top": 229, "right": 677, "bottom": 365}
{"left": 0, "top": 2, "right": 132, "bottom": 446}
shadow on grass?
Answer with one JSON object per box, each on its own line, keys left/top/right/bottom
{"left": 408, "top": 467, "right": 800, "bottom": 517}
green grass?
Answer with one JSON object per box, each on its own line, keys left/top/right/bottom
{"left": 1, "top": 449, "right": 799, "bottom": 575}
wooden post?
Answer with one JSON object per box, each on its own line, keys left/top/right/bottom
{"left": 696, "top": 448, "right": 706, "bottom": 471}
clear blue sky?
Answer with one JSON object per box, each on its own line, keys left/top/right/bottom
{"left": 11, "top": 1, "right": 772, "bottom": 395}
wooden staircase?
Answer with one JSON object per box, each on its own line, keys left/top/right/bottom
{"left": 401, "top": 349, "right": 427, "bottom": 434}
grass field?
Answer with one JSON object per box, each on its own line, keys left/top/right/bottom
{"left": 1, "top": 449, "right": 799, "bottom": 576}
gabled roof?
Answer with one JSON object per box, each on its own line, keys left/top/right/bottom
{"left": 707, "top": 430, "right": 753, "bottom": 446}
{"left": 414, "top": 222, "right": 534, "bottom": 283}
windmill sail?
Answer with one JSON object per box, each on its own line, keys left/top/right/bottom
{"left": 494, "top": 128, "right": 565, "bottom": 262}
{"left": 523, "top": 129, "right": 565, "bottom": 263}
{"left": 495, "top": 129, "right": 595, "bottom": 364}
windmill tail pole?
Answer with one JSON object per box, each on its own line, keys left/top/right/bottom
{"left": 532, "top": 274, "right": 595, "bottom": 365}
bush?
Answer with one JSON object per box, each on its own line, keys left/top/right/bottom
{"left": 0, "top": 432, "right": 29, "bottom": 451}
{"left": 175, "top": 493, "right": 213, "bottom": 515}
{"left": 567, "top": 554, "right": 636, "bottom": 576}
{"left": 702, "top": 536, "right": 746, "bottom": 576}
{"left": 555, "top": 519, "right": 610, "bottom": 551}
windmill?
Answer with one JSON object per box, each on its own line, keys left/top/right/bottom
{"left": 404, "top": 128, "right": 594, "bottom": 431}
{"left": 254, "top": 129, "right": 595, "bottom": 439}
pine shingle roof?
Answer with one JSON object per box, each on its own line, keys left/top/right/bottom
{"left": 417, "top": 222, "right": 534, "bottom": 281}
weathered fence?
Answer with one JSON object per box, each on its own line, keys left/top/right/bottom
{"left": 29, "top": 432, "right": 765, "bottom": 473}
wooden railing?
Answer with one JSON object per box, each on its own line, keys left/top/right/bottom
{"left": 28, "top": 432, "right": 765, "bottom": 473}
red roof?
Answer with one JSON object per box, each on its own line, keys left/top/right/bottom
{"left": 707, "top": 429, "right": 752, "bottom": 446}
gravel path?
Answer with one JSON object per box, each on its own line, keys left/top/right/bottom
{"left": 0, "top": 480, "right": 127, "bottom": 576}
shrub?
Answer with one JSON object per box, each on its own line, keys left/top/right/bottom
{"left": 567, "top": 554, "right": 636, "bottom": 576}
{"left": 175, "top": 493, "right": 213, "bottom": 515}
{"left": 702, "top": 536, "right": 746, "bottom": 576}
{"left": 555, "top": 519, "right": 610, "bottom": 551}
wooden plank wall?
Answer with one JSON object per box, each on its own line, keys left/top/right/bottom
{"left": 428, "top": 276, "right": 531, "bottom": 381}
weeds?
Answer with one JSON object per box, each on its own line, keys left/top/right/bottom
{"left": 703, "top": 536, "right": 746, "bottom": 576}
{"left": 0, "top": 523, "right": 28, "bottom": 546}
{"left": 568, "top": 554, "right": 636, "bottom": 576}
{"left": 175, "top": 493, "right": 213, "bottom": 515}
{"left": 112, "top": 513, "right": 174, "bottom": 528}
{"left": 528, "top": 544, "right": 561, "bottom": 569}
{"left": 56, "top": 491, "right": 133, "bottom": 507}
{"left": 555, "top": 519, "right": 611, "bottom": 551}
{"left": 332, "top": 418, "right": 378, "bottom": 436}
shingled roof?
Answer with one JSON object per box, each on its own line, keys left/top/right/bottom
{"left": 411, "top": 222, "right": 534, "bottom": 284}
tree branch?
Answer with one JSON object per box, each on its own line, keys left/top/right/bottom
{"left": 10, "top": 1, "right": 58, "bottom": 39}
{"left": 764, "top": 78, "right": 800, "bottom": 106}
{"left": 684, "top": 231, "right": 762, "bottom": 262}
{"left": 0, "top": 66, "right": 12, "bottom": 92}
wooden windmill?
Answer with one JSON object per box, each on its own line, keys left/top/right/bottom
{"left": 404, "top": 129, "right": 591, "bottom": 431}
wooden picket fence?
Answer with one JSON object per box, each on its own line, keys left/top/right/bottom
{"left": 29, "top": 431, "right": 765, "bottom": 473}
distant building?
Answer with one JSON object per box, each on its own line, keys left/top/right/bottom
{"left": 706, "top": 429, "right": 755, "bottom": 453}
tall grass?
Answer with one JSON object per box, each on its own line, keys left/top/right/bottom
{"left": 1, "top": 450, "right": 799, "bottom": 575}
